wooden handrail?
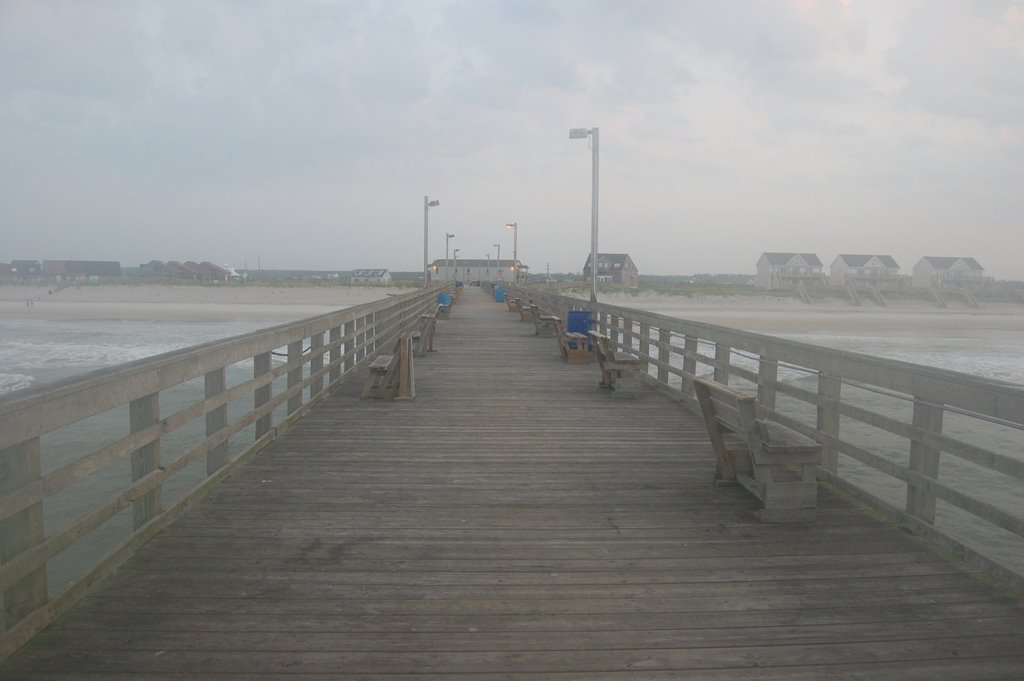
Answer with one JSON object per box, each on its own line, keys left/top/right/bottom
{"left": 0, "top": 285, "right": 449, "bottom": 654}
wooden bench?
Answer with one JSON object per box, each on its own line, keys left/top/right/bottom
{"left": 361, "top": 336, "right": 415, "bottom": 400}
{"left": 530, "top": 304, "right": 558, "bottom": 336}
{"left": 553, "top": 317, "right": 589, "bottom": 364}
{"left": 518, "top": 300, "right": 534, "bottom": 322}
{"left": 411, "top": 310, "right": 438, "bottom": 357}
{"left": 692, "top": 377, "right": 822, "bottom": 522}
{"left": 506, "top": 297, "right": 520, "bottom": 313}
{"left": 589, "top": 330, "right": 643, "bottom": 396}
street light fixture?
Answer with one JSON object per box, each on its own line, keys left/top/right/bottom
{"left": 504, "top": 222, "right": 518, "bottom": 284}
{"left": 570, "top": 126, "right": 599, "bottom": 302}
{"left": 445, "top": 233, "right": 455, "bottom": 281}
{"left": 493, "top": 243, "right": 501, "bottom": 282}
{"left": 423, "top": 196, "right": 439, "bottom": 287}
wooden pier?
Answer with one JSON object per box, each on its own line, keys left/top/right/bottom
{"left": 2, "top": 287, "right": 1023, "bottom": 679}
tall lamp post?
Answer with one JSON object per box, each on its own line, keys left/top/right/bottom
{"left": 445, "top": 233, "right": 455, "bottom": 281}
{"left": 570, "top": 126, "right": 599, "bottom": 302}
{"left": 423, "top": 196, "right": 439, "bottom": 287}
{"left": 493, "top": 243, "right": 501, "bottom": 282}
{"left": 504, "top": 222, "right": 518, "bottom": 284}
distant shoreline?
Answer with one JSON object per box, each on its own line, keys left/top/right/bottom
{"left": 1, "top": 283, "right": 1022, "bottom": 333}
{"left": 0, "top": 283, "right": 409, "bottom": 322}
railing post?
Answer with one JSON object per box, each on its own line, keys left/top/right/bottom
{"left": 657, "top": 327, "right": 670, "bottom": 385}
{"left": 906, "top": 399, "right": 944, "bottom": 524}
{"left": 639, "top": 322, "right": 650, "bottom": 377}
{"left": 682, "top": 336, "right": 698, "bottom": 398}
{"left": 205, "top": 368, "right": 228, "bottom": 475}
{"left": 129, "top": 392, "right": 161, "bottom": 529}
{"left": 310, "top": 332, "right": 324, "bottom": 399}
{"left": 344, "top": 320, "right": 356, "bottom": 373}
{"left": 356, "top": 316, "right": 367, "bottom": 362}
{"left": 254, "top": 351, "right": 272, "bottom": 439}
{"left": 287, "top": 340, "right": 303, "bottom": 416}
{"left": 610, "top": 314, "right": 620, "bottom": 349}
{"left": 713, "top": 343, "right": 731, "bottom": 385}
{"left": 622, "top": 316, "right": 635, "bottom": 353}
{"left": 329, "top": 326, "right": 342, "bottom": 385}
{"left": 757, "top": 356, "right": 779, "bottom": 412}
{"left": 0, "top": 437, "right": 47, "bottom": 627}
{"left": 817, "top": 373, "right": 842, "bottom": 473}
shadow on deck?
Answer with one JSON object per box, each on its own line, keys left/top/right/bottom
{"left": 3, "top": 287, "right": 1022, "bottom": 679}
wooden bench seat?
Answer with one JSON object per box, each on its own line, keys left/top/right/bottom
{"left": 589, "top": 330, "right": 643, "bottom": 396}
{"left": 506, "top": 297, "right": 520, "bottom": 313}
{"left": 412, "top": 310, "right": 438, "bottom": 357}
{"left": 530, "top": 304, "right": 558, "bottom": 337}
{"left": 517, "top": 299, "right": 534, "bottom": 322}
{"left": 692, "top": 377, "right": 821, "bottom": 522}
{"left": 361, "top": 336, "right": 415, "bottom": 400}
{"left": 553, "top": 317, "right": 589, "bottom": 364}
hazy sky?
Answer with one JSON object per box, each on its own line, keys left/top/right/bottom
{"left": 2, "top": 1, "right": 1023, "bottom": 278}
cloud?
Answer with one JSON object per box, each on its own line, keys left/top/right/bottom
{"left": 0, "top": 0, "right": 1022, "bottom": 278}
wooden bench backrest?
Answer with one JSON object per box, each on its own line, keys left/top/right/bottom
{"left": 588, "top": 330, "right": 612, "bottom": 359}
{"left": 692, "top": 377, "right": 761, "bottom": 480}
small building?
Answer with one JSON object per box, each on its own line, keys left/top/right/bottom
{"left": 10, "top": 260, "right": 42, "bottom": 278}
{"left": 351, "top": 268, "right": 392, "bottom": 284}
{"left": 197, "top": 262, "right": 233, "bottom": 283}
{"left": 138, "top": 260, "right": 174, "bottom": 278}
{"left": 430, "top": 259, "right": 521, "bottom": 284}
{"left": 912, "top": 257, "right": 987, "bottom": 290}
{"left": 42, "top": 260, "right": 122, "bottom": 282}
{"left": 830, "top": 255, "right": 902, "bottom": 291}
{"left": 755, "top": 253, "right": 826, "bottom": 291}
{"left": 582, "top": 253, "right": 640, "bottom": 288}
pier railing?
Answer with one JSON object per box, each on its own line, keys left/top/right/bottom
{"left": 0, "top": 286, "right": 445, "bottom": 657}
{"left": 515, "top": 287, "right": 1024, "bottom": 589}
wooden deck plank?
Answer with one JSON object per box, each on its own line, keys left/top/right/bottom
{"left": 2, "top": 286, "right": 1022, "bottom": 679}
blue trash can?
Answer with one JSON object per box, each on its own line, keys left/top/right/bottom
{"left": 437, "top": 293, "right": 452, "bottom": 306}
{"left": 567, "top": 310, "right": 593, "bottom": 348}
{"left": 494, "top": 286, "right": 505, "bottom": 302}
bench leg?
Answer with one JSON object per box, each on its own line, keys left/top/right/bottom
{"left": 610, "top": 370, "right": 641, "bottom": 397}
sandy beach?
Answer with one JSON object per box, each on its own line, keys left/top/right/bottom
{"left": 2, "top": 283, "right": 1023, "bottom": 334}
{"left": 0, "top": 284, "right": 410, "bottom": 322}
{"left": 598, "top": 291, "right": 1024, "bottom": 335}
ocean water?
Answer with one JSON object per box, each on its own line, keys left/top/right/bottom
{"left": 0, "top": 318, "right": 273, "bottom": 395}
{"left": 769, "top": 328, "right": 1024, "bottom": 385}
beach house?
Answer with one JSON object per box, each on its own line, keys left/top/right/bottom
{"left": 351, "top": 269, "right": 392, "bottom": 284}
{"left": 42, "top": 260, "right": 122, "bottom": 282}
{"left": 912, "top": 257, "right": 987, "bottom": 290}
{"left": 830, "top": 255, "right": 903, "bottom": 291}
{"left": 582, "top": 253, "right": 640, "bottom": 288}
{"left": 755, "top": 253, "right": 827, "bottom": 291}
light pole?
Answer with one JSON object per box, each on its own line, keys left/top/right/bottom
{"left": 504, "top": 222, "right": 518, "bottom": 284}
{"left": 493, "top": 243, "right": 501, "bottom": 282}
{"left": 423, "top": 196, "right": 439, "bottom": 287}
{"left": 445, "top": 233, "right": 455, "bottom": 281}
{"left": 570, "top": 127, "right": 599, "bottom": 303}
{"left": 453, "top": 248, "right": 460, "bottom": 284}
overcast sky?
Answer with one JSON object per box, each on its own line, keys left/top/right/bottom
{"left": 2, "top": 1, "right": 1023, "bottom": 278}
